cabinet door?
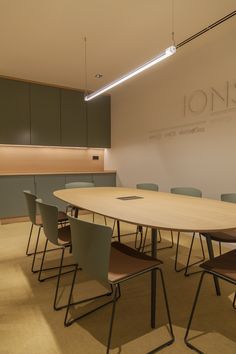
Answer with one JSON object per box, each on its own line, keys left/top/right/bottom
{"left": 93, "top": 173, "right": 116, "bottom": 187}
{"left": 87, "top": 95, "right": 111, "bottom": 148}
{"left": 65, "top": 174, "right": 93, "bottom": 184}
{"left": 30, "top": 84, "right": 60, "bottom": 146}
{"left": 0, "top": 176, "right": 35, "bottom": 218}
{"left": 35, "top": 175, "right": 66, "bottom": 211}
{"left": 0, "top": 78, "right": 30, "bottom": 144}
{"left": 61, "top": 89, "right": 87, "bottom": 147}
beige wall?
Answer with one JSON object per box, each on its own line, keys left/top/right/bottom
{"left": 0, "top": 145, "right": 104, "bottom": 174}
{"left": 105, "top": 18, "right": 236, "bottom": 199}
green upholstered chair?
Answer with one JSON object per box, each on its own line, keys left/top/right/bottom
{"left": 170, "top": 187, "right": 205, "bottom": 276}
{"left": 65, "top": 181, "right": 95, "bottom": 217}
{"left": 185, "top": 249, "right": 236, "bottom": 352}
{"left": 23, "top": 190, "right": 67, "bottom": 272}
{"left": 65, "top": 181, "right": 107, "bottom": 224}
{"left": 136, "top": 183, "right": 174, "bottom": 252}
{"left": 136, "top": 183, "right": 159, "bottom": 191}
{"left": 201, "top": 193, "right": 236, "bottom": 307}
{"left": 36, "top": 199, "right": 75, "bottom": 310}
{"left": 65, "top": 217, "right": 174, "bottom": 353}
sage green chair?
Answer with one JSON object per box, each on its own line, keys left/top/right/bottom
{"left": 36, "top": 199, "right": 75, "bottom": 310}
{"left": 23, "top": 190, "right": 67, "bottom": 273}
{"left": 201, "top": 193, "right": 236, "bottom": 308}
{"left": 65, "top": 181, "right": 107, "bottom": 224}
{"left": 65, "top": 181, "right": 95, "bottom": 217}
{"left": 136, "top": 183, "right": 174, "bottom": 252}
{"left": 170, "top": 187, "right": 205, "bottom": 276}
{"left": 65, "top": 217, "right": 174, "bottom": 353}
{"left": 185, "top": 249, "right": 236, "bottom": 352}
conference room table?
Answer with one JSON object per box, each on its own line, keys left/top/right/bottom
{"left": 54, "top": 186, "right": 236, "bottom": 328}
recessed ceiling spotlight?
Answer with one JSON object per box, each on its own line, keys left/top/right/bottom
{"left": 95, "top": 74, "right": 103, "bottom": 78}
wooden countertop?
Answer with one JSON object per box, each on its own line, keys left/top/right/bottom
{"left": 0, "top": 171, "right": 116, "bottom": 176}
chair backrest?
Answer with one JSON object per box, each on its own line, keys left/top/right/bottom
{"left": 221, "top": 193, "right": 236, "bottom": 203}
{"left": 68, "top": 216, "right": 112, "bottom": 283}
{"left": 170, "top": 187, "right": 202, "bottom": 198}
{"left": 36, "top": 199, "right": 59, "bottom": 245}
{"left": 136, "top": 183, "right": 159, "bottom": 191}
{"left": 23, "top": 190, "right": 38, "bottom": 224}
{"left": 65, "top": 182, "right": 95, "bottom": 189}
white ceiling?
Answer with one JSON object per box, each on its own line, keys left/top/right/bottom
{"left": 0, "top": 0, "right": 235, "bottom": 91}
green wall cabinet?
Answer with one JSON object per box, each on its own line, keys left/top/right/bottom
{"left": 35, "top": 175, "right": 67, "bottom": 210}
{"left": 0, "top": 175, "right": 35, "bottom": 218}
{"left": 93, "top": 173, "right": 116, "bottom": 186}
{"left": 30, "top": 84, "right": 61, "bottom": 146}
{"left": 0, "top": 77, "right": 111, "bottom": 148}
{"left": 65, "top": 174, "right": 94, "bottom": 184}
{"left": 61, "top": 89, "right": 87, "bottom": 147}
{"left": 87, "top": 95, "right": 111, "bottom": 148}
{"left": 0, "top": 173, "right": 116, "bottom": 218}
{"left": 0, "top": 78, "right": 30, "bottom": 144}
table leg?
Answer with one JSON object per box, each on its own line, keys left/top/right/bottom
{"left": 151, "top": 228, "right": 157, "bottom": 328}
{"left": 117, "top": 220, "right": 121, "bottom": 243}
{"left": 74, "top": 207, "right": 79, "bottom": 218}
{"left": 205, "top": 235, "right": 221, "bottom": 296}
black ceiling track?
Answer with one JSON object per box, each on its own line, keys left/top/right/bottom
{"left": 176, "top": 10, "right": 236, "bottom": 49}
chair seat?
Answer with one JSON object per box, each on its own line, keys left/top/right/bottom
{"left": 201, "top": 249, "right": 236, "bottom": 281}
{"left": 202, "top": 230, "right": 236, "bottom": 243}
{"left": 35, "top": 211, "right": 68, "bottom": 226}
{"left": 108, "top": 242, "right": 162, "bottom": 283}
{"left": 58, "top": 225, "right": 71, "bottom": 243}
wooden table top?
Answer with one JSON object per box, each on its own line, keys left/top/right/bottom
{"left": 54, "top": 187, "right": 236, "bottom": 233}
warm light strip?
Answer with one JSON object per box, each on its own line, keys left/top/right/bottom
{"left": 84, "top": 46, "right": 176, "bottom": 101}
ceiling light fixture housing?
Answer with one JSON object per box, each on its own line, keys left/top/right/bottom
{"left": 85, "top": 45, "right": 176, "bottom": 101}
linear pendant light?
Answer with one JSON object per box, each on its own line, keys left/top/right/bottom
{"left": 84, "top": 45, "right": 176, "bottom": 101}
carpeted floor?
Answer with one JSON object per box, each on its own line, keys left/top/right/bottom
{"left": 0, "top": 215, "right": 235, "bottom": 354}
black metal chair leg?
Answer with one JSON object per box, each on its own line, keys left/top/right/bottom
{"left": 155, "top": 229, "right": 174, "bottom": 251}
{"left": 183, "top": 234, "right": 206, "bottom": 276}
{"left": 205, "top": 235, "right": 221, "bottom": 296}
{"left": 174, "top": 232, "right": 185, "bottom": 272}
{"left": 175, "top": 232, "right": 205, "bottom": 275}
{"left": 219, "top": 241, "right": 222, "bottom": 255}
{"left": 136, "top": 226, "right": 144, "bottom": 250}
{"left": 64, "top": 268, "right": 114, "bottom": 326}
{"left": 54, "top": 247, "right": 65, "bottom": 310}
{"left": 26, "top": 223, "right": 34, "bottom": 256}
{"left": 106, "top": 285, "right": 118, "bottom": 354}
{"left": 64, "top": 265, "right": 78, "bottom": 326}
{"left": 233, "top": 292, "right": 236, "bottom": 309}
{"left": 38, "top": 238, "right": 49, "bottom": 281}
{"left": 184, "top": 272, "right": 205, "bottom": 354}
{"left": 141, "top": 227, "right": 148, "bottom": 252}
{"left": 31, "top": 226, "right": 42, "bottom": 273}
{"left": 199, "top": 234, "right": 206, "bottom": 260}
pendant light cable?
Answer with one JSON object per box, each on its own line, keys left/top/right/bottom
{"left": 171, "top": 0, "right": 176, "bottom": 47}
{"left": 84, "top": 36, "right": 88, "bottom": 96}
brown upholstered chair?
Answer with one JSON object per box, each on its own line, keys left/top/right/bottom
{"left": 64, "top": 217, "right": 175, "bottom": 353}
{"left": 185, "top": 249, "right": 236, "bottom": 353}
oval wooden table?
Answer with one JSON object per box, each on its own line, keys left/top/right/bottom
{"left": 54, "top": 187, "right": 236, "bottom": 328}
